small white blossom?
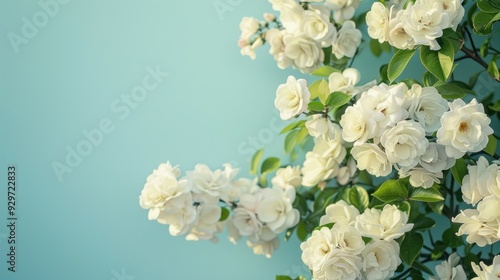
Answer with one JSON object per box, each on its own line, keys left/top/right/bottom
{"left": 472, "top": 255, "right": 500, "bottom": 280}
{"left": 430, "top": 253, "right": 467, "bottom": 280}
{"left": 332, "top": 20, "right": 362, "bottom": 59}
{"left": 271, "top": 165, "right": 302, "bottom": 189}
{"left": 355, "top": 204, "right": 413, "bottom": 241}
{"left": 351, "top": 144, "right": 392, "bottom": 177}
{"left": 361, "top": 240, "right": 401, "bottom": 280}
{"left": 274, "top": 76, "right": 311, "bottom": 120}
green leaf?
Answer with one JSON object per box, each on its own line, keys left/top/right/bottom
{"left": 480, "top": 38, "right": 491, "bottom": 57}
{"left": 412, "top": 216, "right": 436, "bottom": 231}
{"left": 473, "top": 10, "right": 500, "bottom": 35}
{"left": 309, "top": 79, "right": 323, "bottom": 100}
{"left": 442, "top": 28, "right": 464, "bottom": 54}
{"left": 219, "top": 207, "right": 230, "bottom": 221}
{"left": 327, "top": 91, "right": 352, "bottom": 109}
{"left": 436, "top": 83, "right": 466, "bottom": 99}
{"left": 362, "top": 236, "right": 373, "bottom": 244}
{"left": 284, "top": 130, "right": 299, "bottom": 154}
{"left": 409, "top": 188, "right": 445, "bottom": 202}
{"left": 380, "top": 64, "right": 389, "bottom": 84}
{"left": 250, "top": 148, "right": 264, "bottom": 175}
{"left": 314, "top": 222, "right": 334, "bottom": 231}
{"left": 484, "top": 134, "right": 497, "bottom": 156}
{"left": 293, "top": 193, "right": 308, "bottom": 217}
{"left": 451, "top": 158, "right": 467, "bottom": 185}
{"left": 372, "top": 180, "right": 408, "bottom": 203}
{"left": 442, "top": 223, "right": 463, "bottom": 248}
{"left": 400, "top": 232, "right": 423, "bottom": 266}
{"left": 311, "top": 65, "right": 340, "bottom": 77}
{"left": 261, "top": 157, "right": 281, "bottom": 175}
{"left": 308, "top": 101, "right": 325, "bottom": 112}
{"left": 412, "top": 261, "right": 435, "bottom": 276}
{"left": 370, "top": 39, "right": 382, "bottom": 57}
{"left": 359, "top": 170, "right": 373, "bottom": 186}
{"left": 297, "top": 221, "right": 308, "bottom": 241}
{"left": 280, "top": 120, "right": 306, "bottom": 135}
{"left": 478, "top": 0, "right": 500, "bottom": 12}
{"left": 469, "top": 70, "right": 485, "bottom": 88}
{"left": 487, "top": 58, "right": 500, "bottom": 80}
{"left": 420, "top": 38, "right": 455, "bottom": 82}
{"left": 431, "top": 241, "right": 447, "bottom": 260}
{"left": 276, "top": 276, "right": 292, "bottom": 280}
{"left": 490, "top": 100, "right": 500, "bottom": 111}
{"left": 295, "top": 126, "right": 310, "bottom": 147}
{"left": 388, "top": 48, "right": 417, "bottom": 83}
{"left": 318, "top": 79, "right": 330, "bottom": 104}
{"left": 423, "top": 71, "right": 440, "bottom": 87}
{"left": 428, "top": 201, "right": 444, "bottom": 214}
{"left": 349, "top": 186, "right": 369, "bottom": 212}
{"left": 398, "top": 201, "right": 411, "bottom": 216}
{"left": 259, "top": 174, "right": 268, "bottom": 187}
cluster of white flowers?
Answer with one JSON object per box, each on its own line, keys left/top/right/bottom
{"left": 366, "top": 0, "right": 465, "bottom": 50}
{"left": 301, "top": 201, "right": 413, "bottom": 280}
{"left": 452, "top": 157, "right": 500, "bottom": 247}
{"left": 471, "top": 255, "right": 500, "bottom": 280}
{"left": 340, "top": 82, "right": 493, "bottom": 188}
{"left": 139, "top": 162, "right": 299, "bottom": 257}
{"left": 238, "top": 0, "right": 363, "bottom": 72}
{"left": 430, "top": 253, "right": 467, "bottom": 280}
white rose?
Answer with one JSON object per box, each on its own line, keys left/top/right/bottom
{"left": 269, "top": 0, "right": 298, "bottom": 11}
{"left": 302, "top": 137, "right": 346, "bottom": 186}
{"left": 301, "top": 227, "right": 335, "bottom": 272}
{"left": 337, "top": 157, "right": 357, "bottom": 185}
{"left": 420, "top": 143, "right": 455, "bottom": 173}
{"left": 430, "top": 252, "right": 467, "bottom": 280}
{"left": 279, "top": 2, "right": 304, "bottom": 34}
{"left": 461, "top": 156, "right": 498, "bottom": 206}
{"left": 366, "top": 2, "right": 390, "bottom": 43}
{"left": 266, "top": 28, "right": 293, "bottom": 69}
{"left": 472, "top": 255, "right": 500, "bottom": 280}
{"left": 325, "top": 0, "right": 360, "bottom": 23}
{"left": 351, "top": 143, "right": 392, "bottom": 177}
{"left": 406, "top": 84, "right": 449, "bottom": 133}
{"left": 355, "top": 204, "right": 413, "bottom": 241}
{"left": 328, "top": 68, "right": 362, "bottom": 96}
{"left": 340, "top": 105, "right": 372, "bottom": 144}
{"left": 453, "top": 209, "right": 500, "bottom": 247}
{"left": 187, "top": 164, "right": 231, "bottom": 197}
{"left": 255, "top": 186, "right": 299, "bottom": 233}
{"left": 320, "top": 200, "right": 360, "bottom": 226}
{"left": 331, "top": 224, "right": 365, "bottom": 255}
{"left": 398, "top": 166, "right": 443, "bottom": 188}
{"left": 139, "top": 162, "right": 189, "bottom": 220}
{"left": 477, "top": 195, "right": 500, "bottom": 222}
{"left": 220, "top": 177, "right": 259, "bottom": 203}
{"left": 362, "top": 82, "right": 409, "bottom": 130}
{"left": 381, "top": 120, "right": 429, "bottom": 168}
{"left": 284, "top": 34, "right": 325, "bottom": 73}
{"left": 387, "top": 9, "right": 416, "bottom": 49}
{"left": 361, "top": 240, "right": 401, "bottom": 280}
{"left": 298, "top": 7, "right": 336, "bottom": 46}
{"left": 437, "top": 98, "right": 493, "bottom": 158}
{"left": 305, "top": 115, "right": 336, "bottom": 139}
{"left": 404, "top": 2, "right": 450, "bottom": 50}
{"left": 186, "top": 194, "right": 222, "bottom": 242}
{"left": 156, "top": 192, "right": 197, "bottom": 236}
{"left": 419, "top": 0, "right": 465, "bottom": 31}
{"left": 239, "top": 17, "right": 260, "bottom": 40}
{"left": 271, "top": 165, "right": 302, "bottom": 189}
{"left": 317, "top": 249, "right": 362, "bottom": 280}
{"left": 233, "top": 207, "right": 262, "bottom": 236}
{"left": 332, "top": 20, "right": 362, "bottom": 59}
{"left": 274, "top": 75, "right": 311, "bottom": 120}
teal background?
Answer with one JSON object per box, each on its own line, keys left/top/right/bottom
{"left": 0, "top": 1, "right": 499, "bottom": 280}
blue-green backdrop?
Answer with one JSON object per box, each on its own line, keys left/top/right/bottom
{"left": 1, "top": 1, "right": 499, "bottom": 280}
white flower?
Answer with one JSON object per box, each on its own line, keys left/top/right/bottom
{"left": 388, "top": 9, "right": 416, "bottom": 49}
{"left": 332, "top": 20, "right": 362, "bottom": 59}
{"left": 477, "top": 195, "right": 500, "bottom": 222}
{"left": 255, "top": 186, "right": 299, "bottom": 233}
{"left": 362, "top": 82, "right": 409, "bottom": 130}
{"left": 419, "top": 0, "right": 465, "bottom": 31}
{"left": 220, "top": 177, "right": 259, "bottom": 203}
{"left": 269, "top": 0, "right": 298, "bottom": 11}
{"left": 320, "top": 200, "right": 360, "bottom": 227}
{"left": 240, "top": 37, "right": 263, "bottom": 60}
{"left": 361, "top": 240, "right": 401, "bottom": 280}
{"left": 472, "top": 255, "right": 500, "bottom": 280}
{"left": 355, "top": 204, "right": 413, "bottom": 241}
{"left": 139, "top": 162, "right": 189, "bottom": 220}
{"left": 156, "top": 192, "right": 197, "bottom": 236}
{"left": 381, "top": 120, "right": 429, "bottom": 168}
{"left": 461, "top": 157, "right": 499, "bottom": 206}
{"left": 301, "top": 227, "right": 336, "bottom": 272}
{"left": 328, "top": 68, "right": 362, "bottom": 96}
{"left": 366, "top": 2, "right": 390, "bottom": 43}
{"left": 437, "top": 99, "right": 493, "bottom": 158}
{"left": 331, "top": 224, "right": 365, "bottom": 255}
{"left": 325, "top": 0, "right": 360, "bottom": 23}
{"left": 279, "top": 2, "right": 304, "bottom": 34}
{"left": 186, "top": 194, "right": 222, "bottom": 242}
{"left": 239, "top": 17, "right": 260, "bottom": 40}
{"left": 399, "top": 167, "right": 443, "bottom": 188}
{"left": 337, "top": 157, "right": 357, "bottom": 185}
{"left": 187, "top": 164, "right": 232, "bottom": 197}
{"left": 430, "top": 252, "right": 467, "bottom": 280}
{"left": 318, "top": 249, "right": 362, "bottom": 280}
{"left": 302, "top": 137, "right": 346, "bottom": 186}
{"left": 453, "top": 209, "right": 500, "bottom": 247}
{"left": 340, "top": 105, "right": 373, "bottom": 144}
{"left": 233, "top": 207, "right": 262, "bottom": 236}
{"left": 404, "top": 2, "right": 450, "bottom": 50}
{"left": 351, "top": 144, "right": 392, "bottom": 177}
{"left": 406, "top": 84, "right": 449, "bottom": 134}
{"left": 305, "top": 115, "right": 337, "bottom": 139}
{"left": 266, "top": 28, "right": 293, "bottom": 69}
{"left": 271, "top": 165, "right": 302, "bottom": 189}
{"left": 420, "top": 143, "right": 455, "bottom": 173}
{"left": 284, "top": 34, "right": 325, "bottom": 73}
{"left": 299, "top": 7, "right": 336, "bottom": 46}
{"left": 274, "top": 76, "right": 311, "bottom": 120}
{"left": 225, "top": 217, "right": 241, "bottom": 244}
